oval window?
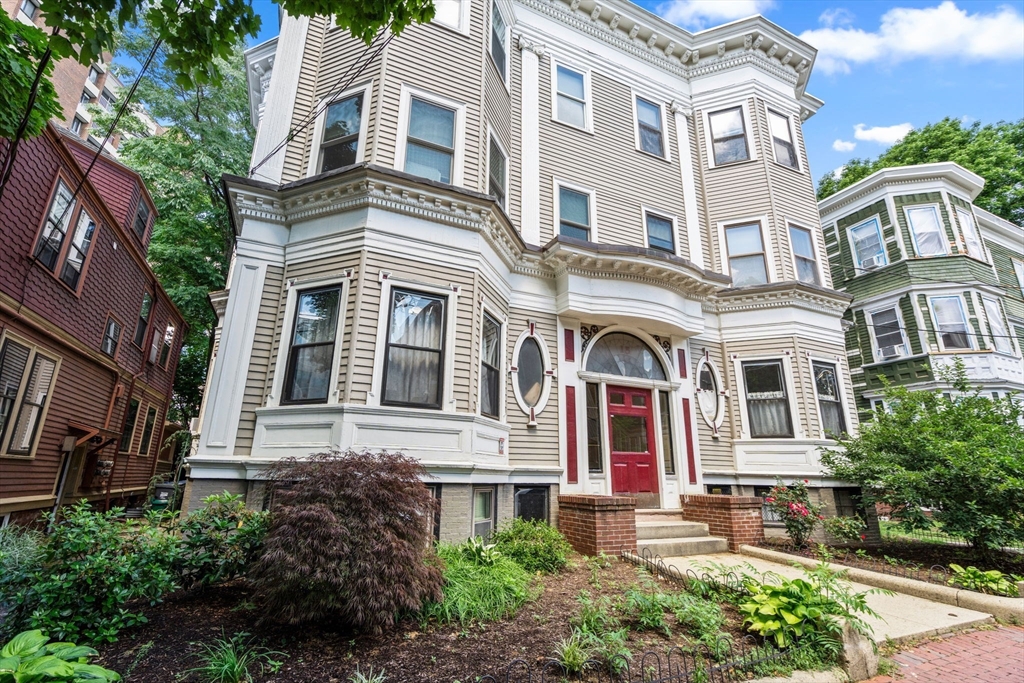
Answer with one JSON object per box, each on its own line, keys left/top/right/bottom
{"left": 696, "top": 360, "right": 722, "bottom": 429}
{"left": 517, "top": 337, "right": 544, "bottom": 407}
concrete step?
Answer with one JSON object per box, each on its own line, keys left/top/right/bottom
{"left": 637, "top": 535, "right": 729, "bottom": 557}
{"left": 636, "top": 520, "right": 710, "bottom": 540}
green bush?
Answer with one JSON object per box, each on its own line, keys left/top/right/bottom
{"left": 822, "top": 516, "right": 867, "bottom": 543}
{"left": 947, "top": 564, "right": 1019, "bottom": 596}
{"left": 422, "top": 541, "right": 533, "bottom": 624}
{"left": 620, "top": 587, "right": 668, "bottom": 635}
{"left": 173, "top": 493, "right": 269, "bottom": 590}
{"left": 491, "top": 518, "right": 572, "bottom": 574}
{"left": 0, "top": 525, "right": 41, "bottom": 612}
{"left": 185, "top": 631, "right": 284, "bottom": 683}
{"left": 0, "top": 629, "right": 120, "bottom": 682}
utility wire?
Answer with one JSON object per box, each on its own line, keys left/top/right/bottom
{"left": 249, "top": 23, "right": 395, "bottom": 178}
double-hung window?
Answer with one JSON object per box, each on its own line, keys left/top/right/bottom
{"left": 35, "top": 180, "right": 76, "bottom": 272}
{"left": 487, "top": 136, "right": 507, "bottom": 208}
{"left": 0, "top": 339, "right": 58, "bottom": 457}
{"left": 19, "top": 0, "right": 40, "bottom": 20}
{"left": 490, "top": 1, "right": 508, "bottom": 81}
{"left": 433, "top": 0, "right": 465, "bottom": 31}
{"left": 849, "top": 218, "right": 886, "bottom": 271}
{"left": 382, "top": 289, "right": 447, "bottom": 408}
{"left": 870, "top": 308, "right": 907, "bottom": 360}
{"left": 742, "top": 360, "right": 793, "bottom": 438}
{"left": 318, "top": 93, "right": 363, "bottom": 173}
{"left": 558, "top": 186, "right": 591, "bottom": 241}
{"left": 59, "top": 208, "right": 95, "bottom": 290}
{"left": 930, "top": 296, "right": 972, "bottom": 350}
{"left": 955, "top": 207, "right": 984, "bottom": 259}
{"left": 70, "top": 118, "right": 84, "bottom": 135}
{"left": 99, "top": 89, "right": 114, "bottom": 111}
{"left": 812, "top": 361, "right": 846, "bottom": 437}
{"left": 635, "top": 97, "right": 665, "bottom": 157}
{"left": 88, "top": 67, "right": 101, "bottom": 84}
{"left": 645, "top": 212, "right": 674, "bottom": 253}
{"left": 405, "top": 97, "right": 457, "bottom": 184}
{"left": 138, "top": 405, "right": 157, "bottom": 457}
{"left": 158, "top": 325, "right": 175, "bottom": 367}
{"left": 480, "top": 313, "right": 501, "bottom": 418}
{"left": 133, "top": 293, "right": 152, "bottom": 347}
{"left": 119, "top": 398, "right": 140, "bottom": 453}
{"left": 768, "top": 110, "right": 798, "bottom": 169}
{"left": 101, "top": 317, "right": 122, "bottom": 358}
{"left": 472, "top": 487, "right": 495, "bottom": 539}
{"left": 981, "top": 297, "right": 1013, "bottom": 354}
{"left": 906, "top": 206, "right": 946, "bottom": 257}
{"left": 282, "top": 287, "right": 341, "bottom": 404}
{"left": 554, "top": 65, "right": 587, "bottom": 129}
{"left": 725, "top": 223, "right": 768, "bottom": 286}
{"left": 789, "top": 225, "right": 819, "bottom": 284}
{"left": 133, "top": 201, "right": 150, "bottom": 238}
{"left": 708, "top": 107, "right": 749, "bottom": 165}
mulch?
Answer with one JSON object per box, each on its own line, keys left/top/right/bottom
{"left": 96, "top": 554, "right": 750, "bottom": 682}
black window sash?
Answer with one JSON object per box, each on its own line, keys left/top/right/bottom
{"left": 381, "top": 289, "right": 447, "bottom": 409}
{"left": 281, "top": 286, "right": 341, "bottom": 405}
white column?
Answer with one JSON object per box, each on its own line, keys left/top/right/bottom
{"left": 671, "top": 102, "right": 705, "bottom": 269}
{"left": 518, "top": 36, "right": 545, "bottom": 246}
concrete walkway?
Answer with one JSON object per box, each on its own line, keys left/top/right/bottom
{"left": 661, "top": 553, "right": 993, "bottom": 644}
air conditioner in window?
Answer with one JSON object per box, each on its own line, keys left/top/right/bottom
{"left": 860, "top": 256, "right": 883, "bottom": 271}
{"left": 879, "top": 344, "right": 906, "bottom": 360}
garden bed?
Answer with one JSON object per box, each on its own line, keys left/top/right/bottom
{"left": 95, "top": 554, "right": 755, "bottom": 682}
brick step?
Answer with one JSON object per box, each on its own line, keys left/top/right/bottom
{"left": 636, "top": 520, "right": 709, "bottom": 540}
{"left": 637, "top": 535, "right": 729, "bottom": 557}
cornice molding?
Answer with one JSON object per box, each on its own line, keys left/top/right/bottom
{"left": 705, "top": 285, "right": 851, "bottom": 317}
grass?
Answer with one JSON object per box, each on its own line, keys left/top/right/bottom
{"left": 422, "top": 542, "right": 535, "bottom": 625}
{"left": 185, "top": 632, "right": 285, "bottom": 683}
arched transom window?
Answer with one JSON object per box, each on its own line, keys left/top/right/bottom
{"left": 585, "top": 333, "right": 666, "bottom": 381}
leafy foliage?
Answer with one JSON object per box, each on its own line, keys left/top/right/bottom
{"left": 553, "top": 629, "right": 594, "bottom": 674}
{"left": 0, "top": 629, "right": 120, "bottom": 682}
{"left": 0, "top": 504, "right": 178, "bottom": 644}
{"left": 249, "top": 450, "right": 444, "bottom": 631}
{"left": 172, "top": 493, "right": 269, "bottom": 590}
{"left": 821, "top": 361, "right": 1024, "bottom": 549}
{"left": 817, "top": 117, "right": 1024, "bottom": 225}
{"left": 822, "top": 516, "right": 867, "bottom": 544}
{"left": 460, "top": 537, "right": 503, "bottom": 567}
{"left": 0, "top": 13, "right": 61, "bottom": 140}
{"left": 0, "top": 525, "right": 42, "bottom": 611}
{"left": 185, "top": 631, "right": 284, "bottom": 683}
{"left": 491, "top": 518, "right": 572, "bottom": 574}
{"left": 422, "top": 541, "right": 533, "bottom": 625}
{"left": 763, "top": 480, "right": 824, "bottom": 548}
{"left": 947, "top": 564, "right": 1019, "bottom": 597}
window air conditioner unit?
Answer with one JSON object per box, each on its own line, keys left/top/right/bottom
{"left": 860, "top": 256, "right": 882, "bottom": 271}
{"left": 879, "top": 344, "right": 905, "bottom": 360}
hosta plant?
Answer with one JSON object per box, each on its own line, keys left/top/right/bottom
{"left": 0, "top": 629, "right": 120, "bottom": 682}
{"left": 947, "top": 564, "right": 1019, "bottom": 597}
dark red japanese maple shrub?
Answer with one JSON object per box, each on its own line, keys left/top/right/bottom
{"left": 248, "top": 450, "right": 443, "bottom": 631}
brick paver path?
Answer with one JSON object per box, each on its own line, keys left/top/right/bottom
{"left": 865, "top": 626, "right": 1024, "bottom": 682}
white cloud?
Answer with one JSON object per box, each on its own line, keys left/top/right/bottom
{"left": 819, "top": 8, "right": 855, "bottom": 28}
{"left": 832, "top": 139, "right": 857, "bottom": 152}
{"left": 800, "top": 1, "right": 1024, "bottom": 75}
{"left": 832, "top": 166, "right": 847, "bottom": 179}
{"left": 853, "top": 123, "right": 914, "bottom": 145}
{"left": 658, "top": 0, "right": 776, "bottom": 30}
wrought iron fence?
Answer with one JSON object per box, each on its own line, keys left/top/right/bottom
{"left": 879, "top": 521, "right": 1024, "bottom": 552}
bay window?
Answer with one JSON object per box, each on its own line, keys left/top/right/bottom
{"left": 789, "top": 225, "right": 819, "bottom": 284}
{"left": 982, "top": 297, "right": 1013, "bottom": 354}
{"left": 956, "top": 208, "right": 984, "bottom": 259}
{"left": 480, "top": 313, "right": 501, "bottom": 418}
{"left": 725, "top": 223, "right": 768, "bottom": 286}
{"left": 849, "top": 218, "right": 886, "bottom": 271}
{"left": 768, "top": 110, "right": 797, "bottom": 168}
{"left": 283, "top": 287, "right": 342, "bottom": 404}
{"left": 645, "top": 211, "right": 674, "bottom": 253}
{"left": 906, "top": 206, "right": 946, "bottom": 257}
{"left": 318, "top": 92, "right": 363, "bottom": 173}
{"left": 870, "top": 308, "right": 907, "bottom": 360}
{"left": 812, "top": 361, "right": 846, "bottom": 437}
{"left": 405, "top": 97, "right": 456, "bottom": 184}
{"left": 930, "top": 296, "right": 972, "bottom": 350}
{"left": 558, "top": 186, "right": 591, "bottom": 241}
{"left": 383, "top": 289, "right": 446, "bottom": 408}
{"left": 488, "top": 136, "right": 507, "bottom": 208}
{"left": 742, "top": 360, "right": 793, "bottom": 438}
{"left": 708, "top": 106, "right": 749, "bottom": 165}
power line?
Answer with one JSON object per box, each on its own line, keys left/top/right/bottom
{"left": 249, "top": 23, "right": 395, "bottom": 178}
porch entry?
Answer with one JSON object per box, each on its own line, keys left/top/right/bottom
{"left": 607, "top": 385, "right": 658, "bottom": 497}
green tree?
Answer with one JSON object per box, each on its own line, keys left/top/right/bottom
{"left": 817, "top": 118, "right": 1024, "bottom": 226}
{"left": 820, "top": 360, "right": 1024, "bottom": 550}
{"left": 0, "top": 13, "right": 61, "bottom": 140}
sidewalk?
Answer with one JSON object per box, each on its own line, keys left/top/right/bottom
{"left": 865, "top": 626, "right": 1024, "bottom": 682}
{"left": 661, "top": 552, "right": 993, "bottom": 644}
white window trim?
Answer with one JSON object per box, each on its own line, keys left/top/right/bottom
{"left": 510, "top": 324, "right": 553, "bottom": 426}
{"left": 693, "top": 353, "right": 726, "bottom": 437}
{"left": 631, "top": 91, "right": 670, "bottom": 161}
{"left": 928, "top": 295, "right": 974, "bottom": 352}
{"left": 766, "top": 107, "right": 802, "bottom": 172}
{"left": 488, "top": 0, "right": 511, "bottom": 86}
{"left": 485, "top": 126, "right": 510, "bottom": 209}
{"left": 431, "top": 0, "right": 471, "bottom": 36}
{"left": 394, "top": 84, "right": 467, "bottom": 188}
{"left": 553, "top": 178, "right": 598, "bottom": 243}
{"left": 0, "top": 331, "right": 61, "bottom": 459}
{"left": 954, "top": 206, "right": 988, "bottom": 262}
{"left": 787, "top": 222, "right": 823, "bottom": 285}
{"left": 268, "top": 272, "right": 353, "bottom": 407}
{"left": 477, "top": 301, "right": 507, "bottom": 422}
{"left": 716, "top": 215, "right": 775, "bottom": 284}
{"left": 865, "top": 304, "right": 910, "bottom": 363}
{"left": 904, "top": 204, "right": 948, "bottom": 258}
{"left": 702, "top": 100, "right": 757, "bottom": 170}
{"left": 847, "top": 215, "right": 888, "bottom": 272}
{"left": 732, "top": 353, "right": 802, "bottom": 440}
{"left": 980, "top": 296, "right": 1015, "bottom": 356}
{"left": 549, "top": 58, "right": 593, "bottom": 133}
{"left": 806, "top": 354, "right": 850, "bottom": 441}
{"left": 305, "top": 83, "right": 372, "bottom": 179}
{"left": 1013, "top": 259, "right": 1024, "bottom": 298}
{"left": 370, "top": 272, "right": 461, "bottom": 412}
{"left": 641, "top": 206, "right": 680, "bottom": 257}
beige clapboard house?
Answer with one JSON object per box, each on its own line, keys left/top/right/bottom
{"left": 186, "top": 0, "right": 859, "bottom": 540}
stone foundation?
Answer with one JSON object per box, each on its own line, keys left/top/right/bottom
{"left": 680, "top": 494, "right": 764, "bottom": 551}
{"left": 557, "top": 494, "right": 637, "bottom": 556}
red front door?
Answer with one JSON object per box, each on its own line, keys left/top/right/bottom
{"left": 607, "top": 385, "right": 658, "bottom": 495}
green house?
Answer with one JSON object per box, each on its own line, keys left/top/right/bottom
{"left": 818, "top": 163, "right": 1024, "bottom": 421}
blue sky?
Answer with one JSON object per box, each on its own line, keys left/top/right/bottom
{"left": 249, "top": 0, "right": 1024, "bottom": 182}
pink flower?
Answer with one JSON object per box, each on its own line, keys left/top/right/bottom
{"left": 818, "top": 515, "right": 824, "bottom": 520}
{"left": 860, "top": 534, "right": 867, "bottom": 541}
{"left": 766, "top": 497, "right": 775, "bottom": 503}
{"left": 803, "top": 479, "right": 809, "bottom": 484}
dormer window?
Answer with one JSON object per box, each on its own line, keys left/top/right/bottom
{"left": 133, "top": 201, "right": 150, "bottom": 238}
